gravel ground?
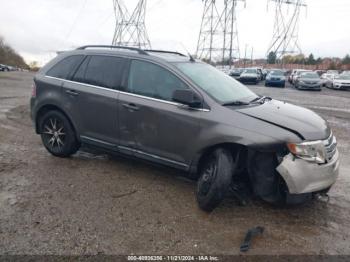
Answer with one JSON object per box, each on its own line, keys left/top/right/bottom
{"left": 0, "top": 71, "right": 350, "bottom": 256}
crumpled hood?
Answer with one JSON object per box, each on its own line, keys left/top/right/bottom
{"left": 237, "top": 99, "right": 330, "bottom": 140}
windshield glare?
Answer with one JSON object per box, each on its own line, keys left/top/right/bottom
{"left": 270, "top": 70, "right": 284, "bottom": 76}
{"left": 336, "top": 75, "right": 350, "bottom": 80}
{"left": 175, "top": 62, "right": 257, "bottom": 103}
{"left": 243, "top": 69, "right": 256, "bottom": 74}
{"left": 301, "top": 73, "right": 320, "bottom": 79}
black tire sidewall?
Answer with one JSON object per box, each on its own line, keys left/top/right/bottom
{"left": 39, "top": 111, "right": 79, "bottom": 157}
{"left": 196, "top": 148, "right": 234, "bottom": 212}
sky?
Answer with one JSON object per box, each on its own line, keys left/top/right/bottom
{"left": 0, "top": 0, "right": 349, "bottom": 66}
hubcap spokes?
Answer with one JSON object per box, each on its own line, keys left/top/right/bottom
{"left": 44, "top": 118, "right": 65, "bottom": 149}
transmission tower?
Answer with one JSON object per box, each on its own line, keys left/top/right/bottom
{"left": 266, "top": 0, "right": 306, "bottom": 60}
{"left": 112, "top": 0, "right": 151, "bottom": 49}
{"left": 196, "top": 0, "right": 245, "bottom": 65}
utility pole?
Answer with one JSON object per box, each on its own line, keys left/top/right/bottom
{"left": 243, "top": 44, "right": 247, "bottom": 68}
{"left": 112, "top": 0, "right": 151, "bottom": 49}
{"left": 196, "top": 0, "right": 245, "bottom": 64}
{"left": 266, "top": 0, "right": 307, "bottom": 62}
{"left": 250, "top": 46, "right": 253, "bottom": 66}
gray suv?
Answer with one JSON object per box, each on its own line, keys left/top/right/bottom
{"left": 30, "top": 45, "right": 339, "bottom": 211}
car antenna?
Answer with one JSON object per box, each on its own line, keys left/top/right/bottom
{"left": 180, "top": 42, "right": 196, "bottom": 62}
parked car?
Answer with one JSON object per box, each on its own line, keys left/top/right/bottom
{"left": 340, "top": 70, "right": 350, "bottom": 76}
{"left": 265, "top": 69, "right": 286, "bottom": 87}
{"left": 325, "top": 74, "right": 350, "bottom": 90}
{"left": 261, "top": 69, "right": 268, "bottom": 80}
{"left": 320, "top": 73, "right": 333, "bottom": 87}
{"left": 0, "top": 64, "right": 10, "bottom": 72}
{"left": 30, "top": 45, "right": 339, "bottom": 211}
{"left": 295, "top": 72, "right": 322, "bottom": 90}
{"left": 239, "top": 68, "right": 261, "bottom": 84}
{"left": 229, "top": 68, "right": 243, "bottom": 80}
{"left": 326, "top": 70, "right": 339, "bottom": 75}
{"left": 292, "top": 70, "right": 312, "bottom": 85}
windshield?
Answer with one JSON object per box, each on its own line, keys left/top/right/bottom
{"left": 175, "top": 62, "right": 257, "bottom": 103}
{"left": 243, "top": 69, "right": 256, "bottom": 74}
{"left": 301, "top": 72, "right": 320, "bottom": 79}
{"left": 335, "top": 75, "right": 350, "bottom": 80}
{"left": 270, "top": 70, "right": 284, "bottom": 76}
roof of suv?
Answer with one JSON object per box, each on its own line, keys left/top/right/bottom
{"left": 67, "top": 45, "right": 194, "bottom": 63}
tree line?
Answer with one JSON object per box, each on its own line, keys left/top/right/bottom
{"left": 0, "top": 36, "right": 29, "bottom": 69}
{"left": 267, "top": 51, "right": 350, "bottom": 68}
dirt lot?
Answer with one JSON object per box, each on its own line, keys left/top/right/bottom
{"left": 0, "top": 71, "right": 350, "bottom": 255}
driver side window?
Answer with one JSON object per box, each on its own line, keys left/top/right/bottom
{"left": 126, "top": 60, "right": 189, "bottom": 102}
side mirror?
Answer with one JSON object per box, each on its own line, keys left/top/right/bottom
{"left": 172, "top": 89, "right": 202, "bottom": 108}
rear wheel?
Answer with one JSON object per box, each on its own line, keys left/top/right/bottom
{"left": 196, "top": 148, "right": 234, "bottom": 212}
{"left": 39, "top": 110, "right": 79, "bottom": 157}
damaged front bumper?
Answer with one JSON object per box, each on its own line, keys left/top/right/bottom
{"left": 276, "top": 150, "right": 340, "bottom": 194}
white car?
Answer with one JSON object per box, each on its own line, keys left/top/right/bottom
{"left": 326, "top": 74, "right": 350, "bottom": 90}
{"left": 239, "top": 68, "right": 260, "bottom": 84}
{"left": 320, "top": 73, "right": 333, "bottom": 87}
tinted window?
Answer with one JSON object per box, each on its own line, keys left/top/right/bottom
{"left": 46, "top": 55, "right": 84, "bottom": 79}
{"left": 72, "top": 57, "right": 89, "bottom": 83}
{"left": 77, "top": 56, "right": 125, "bottom": 89}
{"left": 127, "top": 60, "right": 188, "bottom": 101}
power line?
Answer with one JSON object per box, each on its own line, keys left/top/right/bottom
{"left": 112, "top": 0, "right": 151, "bottom": 48}
{"left": 196, "top": 0, "right": 245, "bottom": 66}
{"left": 266, "top": 0, "right": 307, "bottom": 60}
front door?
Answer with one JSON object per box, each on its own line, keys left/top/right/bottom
{"left": 118, "top": 59, "right": 202, "bottom": 169}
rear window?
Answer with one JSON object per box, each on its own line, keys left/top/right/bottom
{"left": 46, "top": 55, "right": 84, "bottom": 79}
{"left": 73, "top": 55, "right": 125, "bottom": 89}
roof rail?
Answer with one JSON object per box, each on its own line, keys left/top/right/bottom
{"left": 143, "top": 49, "right": 187, "bottom": 57}
{"left": 76, "top": 45, "right": 149, "bottom": 55}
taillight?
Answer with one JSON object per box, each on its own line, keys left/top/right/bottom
{"left": 31, "top": 82, "right": 36, "bottom": 97}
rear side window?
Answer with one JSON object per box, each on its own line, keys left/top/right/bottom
{"left": 126, "top": 60, "right": 188, "bottom": 101}
{"left": 74, "top": 56, "right": 125, "bottom": 89}
{"left": 46, "top": 55, "right": 84, "bottom": 79}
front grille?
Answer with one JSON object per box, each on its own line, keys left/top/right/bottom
{"left": 323, "top": 133, "right": 337, "bottom": 162}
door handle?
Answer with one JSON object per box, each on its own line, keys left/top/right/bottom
{"left": 122, "top": 103, "right": 139, "bottom": 111}
{"left": 65, "top": 89, "right": 79, "bottom": 96}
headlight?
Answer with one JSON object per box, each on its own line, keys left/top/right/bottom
{"left": 287, "top": 141, "right": 326, "bottom": 164}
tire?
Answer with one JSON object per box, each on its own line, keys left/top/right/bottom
{"left": 247, "top": 151, "right": 311, "bottom": 206}
{"left": 196, "top": 148, "right": 234, "bottom": 212}
{"left": 39, "top": 110, "right": 79, "bottom": 157}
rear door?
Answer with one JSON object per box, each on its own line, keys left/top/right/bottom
{"left": 118, "top": 59, "right": 202, "bottom": 168}
{"left": 62, "top": 55, "right": 127, "bottom": 147}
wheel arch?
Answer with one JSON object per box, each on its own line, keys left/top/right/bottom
{"left": 189, "top": 142, "right": 247, "bottom": 179}
{"left": 35, "top": 104, "right": 79, "bottom": 141}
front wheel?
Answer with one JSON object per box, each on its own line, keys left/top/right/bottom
{"left": 39, "top": 110, "right": 80, "bottom": 157}
{"left": 196, "top": 148, "right": 234, "bottom": 212}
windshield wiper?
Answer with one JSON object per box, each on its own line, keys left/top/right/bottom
{"left": 222, "top": 100, "right": 250, "bottom": 106}
{"left": 250, "top": 96, "right": 272, "bottom": 104}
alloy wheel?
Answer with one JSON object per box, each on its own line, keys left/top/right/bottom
{"left": 42, "top": 117, "right": 66, "bottom": 150}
